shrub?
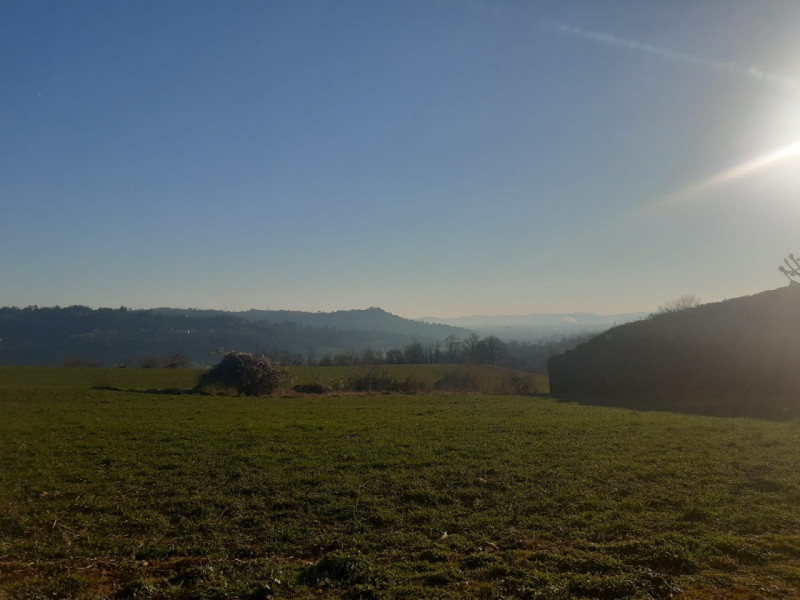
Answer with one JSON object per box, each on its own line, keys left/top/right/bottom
{"left": 347, "top": 369, "right": 403, "bottom": 392}
{"left": 134, "top": 353, "right": 164, "bottom": 369}
{"left": 162, "top": 351, "right": 191, "bottom": 368}
{"left": 345, "top": 369, "right": 429, "bottom": 394}
{"left": 434, "top": 369, "right": 479, "bottom": 393}
{"left": 197, "top": 352, "right": 294, "bottom": 396}
{"left": 293, "top": 382, "right": 329, "bottom": 394}
{"left": 654, "top": 294, "right": 702, "bottom": 315}
{"left": 496, "top": 374, "right": 535, "bottom": 395}
{"left": 401, "top": 374, "right": 429, "bottom": 394}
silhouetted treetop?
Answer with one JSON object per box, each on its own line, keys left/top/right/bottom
{"left": 779, "top": 253, "right": 800, "bottom": 285}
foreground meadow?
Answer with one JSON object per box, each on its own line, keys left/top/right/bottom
{"left": 1, "top": 368, "right": 800, "bottom": 599}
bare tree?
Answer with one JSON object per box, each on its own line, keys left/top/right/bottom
{"left": 360, "top": 346, "right": 382, "bottom": 365}
{"left": 464, "top": 333, "right": 480, "bottom": 363}
{"left": 403, "top": 340, "right": 426, "bottom": 364}
{"left": 779, "top": 253, "right": 800, "bottom": 285}
{"left": 162, "top": 351, "right": 191, "bottom": 368}
{"left": 479, "top": 335, "right": 507, "bottom": 365}
{"left": 444, "top": 335, "right": 462, "bottom": 362}
{"left": 425, "top": 341, "right": 442, "bottom": 364}
{"left": 656, "top": 294, "right": 702, "bottom": 314}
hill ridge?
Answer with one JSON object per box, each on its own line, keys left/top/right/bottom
{"left": 0, "top": 305, "right": 469, "bottom": 367}
{"left": 547, "top": 285, "right": 800, "bottom": 417}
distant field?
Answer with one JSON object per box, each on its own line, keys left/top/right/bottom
{"left": 2, "top": 368, "right": 800, "bottom": 599}
{"left": 291, "top": 364, "right": 548, "bottom": 394}
{"left": 0, "top": 364, "right": 548, "bottom": 395}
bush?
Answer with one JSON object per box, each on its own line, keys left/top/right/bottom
{"left": 401, "top": 374, "right": 429, "bottom": 394}
{"left": 347, "top": 369, "right": 403, "bottom": 392}
{"left": 434, "top": 369, "right": 479, "bottom": 393}
{"left": 654, "top": 294, "right": 702, "bottom": 315}
{"left": 293, "top": 382, "right": 329, "bottom": 394}
{"left": 197, "top": 352, "right": 294, "bottom": 396}
{"left": 496, "top": 374, "right": 535, "bottom": 395}
{"left": 344, "top": 369, "right": 428, "bottom": 394}
{"left": 162, "top": 351, "right": 191, "bottom": 368}
{"left": 134, "top": 353, "right": 164, "bottom": 369}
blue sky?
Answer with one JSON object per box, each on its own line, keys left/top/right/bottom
{"left": 2, "top": 0, "right": 799, "bottom": 317}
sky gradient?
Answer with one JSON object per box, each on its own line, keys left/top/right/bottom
{"left": 2, "top": 0, "right": 799, "bottom": 317}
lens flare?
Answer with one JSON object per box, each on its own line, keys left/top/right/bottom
{"left": 653, "top": 140, "right": 800, "bottom": 210}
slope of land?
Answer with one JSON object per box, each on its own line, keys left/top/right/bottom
{"left": 2, "top": 367, "right": 800, "bottom": 598}
{"left": 548, "top": 285, "right": 800, "bottom": 417}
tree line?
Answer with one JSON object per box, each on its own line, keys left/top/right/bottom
{"left": 305, "top": 333, "right": 593, "bottom": 372}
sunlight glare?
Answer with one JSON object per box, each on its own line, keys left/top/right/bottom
{"left": 652, "top": 139, "right": 800, "bottom": 211}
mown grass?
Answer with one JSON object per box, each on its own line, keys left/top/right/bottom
{"left": 1, "top": 367, "right": 800, "bottom": 598}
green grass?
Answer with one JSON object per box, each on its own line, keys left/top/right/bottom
{"left": 2, "top": 367, "right": 800, "bottom": 598}
{"left": 291, "top": 364, "right": 548, "bottom": 394}
{"left": 0, "top": 365, "right": 202, "bottom": 389}
{"left": 0, "top": 364, "right": 547, "bottom": 395}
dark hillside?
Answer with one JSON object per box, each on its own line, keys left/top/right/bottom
{"left": 548, "top": 286, "right": 800, "bottom": 417}
{"left": 0, "top": 306, "right": 466, "bottom": 367}
{"left": 154, "top": 306, "right": 468, "bottom": 339}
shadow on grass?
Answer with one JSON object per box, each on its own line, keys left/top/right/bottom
{"left": 547, "top": 391, "right": 800, "bottom": 420}
{"left": 91, "top": 385, "right": 208, "bottom": 396}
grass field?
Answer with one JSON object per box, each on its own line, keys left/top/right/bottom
{"left": 2, "top": 367, "right": 800, "bottom": 599}
{"left": 291, "top": 364, "right": 548, "bottom": 394}
{"left": 0, "top": 364, "right": 548, "bottom": 395}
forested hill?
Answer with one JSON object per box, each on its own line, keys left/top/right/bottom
{"left": 152, "top": 307, "right": 465, "bottom": 339}
{"left": 548, "top": 285, "right": 800, "bottom": 417}
{"left": 0, "top": 306, "right": 469, "bottom": 367}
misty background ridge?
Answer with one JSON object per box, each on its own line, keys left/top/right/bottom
{"left": 0, "top": 304, "right": 641, "bottom": 369}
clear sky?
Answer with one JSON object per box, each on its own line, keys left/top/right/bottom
{"left": 2, "top": 0, "right": 799, "bottom": 318}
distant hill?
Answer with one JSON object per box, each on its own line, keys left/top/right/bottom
{"left": 154, "top": 307, "right": 466, "bottom": 339}
{"left": 419, "top": 312, "right": 647, "bottom": 341}
{"left": 548, "top": 286, "right": 800, "bottom": 418}
{"left": 0, "top": 306, "right": 469, "bottom": 367}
